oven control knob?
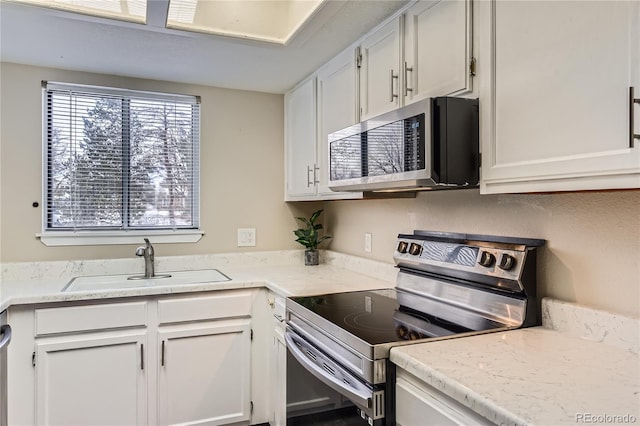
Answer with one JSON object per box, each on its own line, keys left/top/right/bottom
{"left": 408, "top": 330, "right": 421, "bottom": 340}
{"left": 478, "top": 251, "right": 495, "bottom": 267}
{"left": 397, "top": 241, "right": 409, "bottom": 254}
{"left": 396, "top": 325, "right": 409, "bottom": 340}
{"left": 408, "top": 243, "right": 422, "bottom": 256}
{"left": 498, "top": 254, "right": 517, "bottom": 271}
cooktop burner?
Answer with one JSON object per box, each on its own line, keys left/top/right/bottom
{"left": 290, "top": 289, "right": 476, "bottom": 346}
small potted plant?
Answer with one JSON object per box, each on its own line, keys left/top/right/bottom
{"left": 293, "top": 209, "right": 332, "bottom": 265}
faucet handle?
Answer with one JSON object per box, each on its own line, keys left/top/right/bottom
{"left": 135, "top": 246, "right": 146, "bottom": 257}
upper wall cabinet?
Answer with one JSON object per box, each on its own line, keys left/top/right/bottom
{"left": 285, "top": 57, "right": 364, "bottom": 201}
{"left": 403, "top": 0, "right": 473, "bottom": 105}
{"left": 285, "top": 78, "right": 317, "bottom": 200}
{"left": 479, "top": 0, "right": 640, "bottom": 193}
{"left": 316, "top": 47, "right": 362, "bottom": 198}
{"left": 359, "top": 17, "right": 403, "bottom": 120}
{"left": 359, "top": 0, "right": 474, "bottom": 121}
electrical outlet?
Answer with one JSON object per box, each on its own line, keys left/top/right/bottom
{"left": 237, "top": 228, "right": 256, "bottom": 247}
{"left": 365, "top": 233, "right": 372, "bottom": 253}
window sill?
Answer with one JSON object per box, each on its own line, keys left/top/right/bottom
{"left": 37, "top": 230, "right": 204, "bottom": 246}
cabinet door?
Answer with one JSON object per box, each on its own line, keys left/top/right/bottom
{"left": 480, "top": 0, "right": 640, "bottom": 193}
{"left": 359, "top": 17, "right": 402, "bottom": 120}
{"left": 316, "top": 47, "right": 363, "bottom": 198}
{"left": 404, "top": 0, "right": 473, "bottom": 104}
{"left": 35, "top": 331, "right": 147, "bottom": 426}
{"left": 271, "top": 323, "right": 287, "bottom": 426}
{"left": 157, "top": 319, "right": 251, "bottom": 426}
{"left": 285, "top": 78, "right": 318, "bottom": 199}
{"left": 396, "top": 370, "right": 492, "bottom": 426}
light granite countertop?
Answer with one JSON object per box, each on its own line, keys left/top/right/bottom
{"left": 390, "top": 298, "right": 640, "bottom": 426}
{"left": 2, "top": 251, "right": 638, "bottom": 425}
{"left": 0, "top": 250, "right": 398, "bottom": 312}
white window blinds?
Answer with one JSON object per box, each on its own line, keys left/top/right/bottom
{"left": 44, "top": 81, "right": 200, "bottom": 233}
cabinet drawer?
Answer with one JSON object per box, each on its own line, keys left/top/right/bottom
{"left": 157, "top": 291, "right": 253, "bottom": 324}
{"left": 35, "top": 302, "right": 147, "bottom": 336}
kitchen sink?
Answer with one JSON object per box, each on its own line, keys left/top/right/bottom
{"left": 62, "top": 269, "right": 231, "bottom": 292}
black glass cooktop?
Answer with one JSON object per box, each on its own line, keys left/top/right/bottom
{"left": 289, "top": 289, "right": 471, "bottom": 346}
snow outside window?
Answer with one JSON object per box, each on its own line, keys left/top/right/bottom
{"left": 40, "top": 81, "right": 202, "bottom": 246}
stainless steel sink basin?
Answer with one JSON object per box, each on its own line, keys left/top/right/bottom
{"left": 62, "top": 269, "right": 231, "bottom": 292}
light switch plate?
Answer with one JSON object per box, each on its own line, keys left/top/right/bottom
{"left": 237, "top": 228, "right": 256, "bottom": 247}
{"left": 365, "top": 232, "right": 372, "bottom": 253}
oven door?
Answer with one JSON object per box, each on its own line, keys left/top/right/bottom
{"left": 285, "top": 326, "right": 388, "bottom": 425}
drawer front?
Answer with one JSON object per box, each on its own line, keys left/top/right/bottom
{"left": 157, "top": 290, "right": 253, "bottom": 324}
{"left": 35, "top": 302, "right": 147, "bottom": 336}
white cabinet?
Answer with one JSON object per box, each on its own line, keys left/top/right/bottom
{"left": 396, "top": 369, "right": 493, "bottom": 426}
{"left": 156, "top": 293, "right": 253, "bottom": 426}
{"left": 285, "top": 78, "right": 318, "bottom": 199}
{"left": 479, "top": 0, "right": 640, "bottom": 193}
{"left": 358, "top": 1, "right": 474, "bottom": 120}
{"left": 316, "top": 47, "right": 364, "bottom": 199}
{"left": 35, "top": 331, "right": 147, "bottom": 426}
{"left": 32, "top": 301, "right": 148, "bottom": 426}
{"left": 157, "top": 320, "right": 251, "bottom": 425}
{"left": 285, "top": 50, "right": 364, "bottom": 201}
{"left": 359, "top": 17, "right": 402, "bottom": 120}
{"left": 285, "top": 1, "right": 476, "bottom": 200}
{"left": 403, "top": 0, "right": 473, "bottom": 105}
{"left": 7, "top": 291, "right": 255, "bottom": 426}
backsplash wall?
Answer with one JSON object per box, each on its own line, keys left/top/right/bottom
{"left": 324, "top": 189, "right": 640, "bottom": 317}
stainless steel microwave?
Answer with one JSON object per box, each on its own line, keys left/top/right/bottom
{"left": 328, "top": 97, "right": 479, "bottom": 192}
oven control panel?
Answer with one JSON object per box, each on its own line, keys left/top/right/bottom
{"left": 394, "top": 237, "right": 526, "bottom": 281}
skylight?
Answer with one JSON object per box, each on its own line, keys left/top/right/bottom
{"left": 167, "top": 0, "right": 325, "bottom": 45}
{"left": 9, "top": 0, "right": 328, "bottom": 45}
{"left": 10, "top": 0, "right": 147, "bottom": 23}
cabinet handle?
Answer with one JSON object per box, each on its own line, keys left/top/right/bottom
{"left": 140, "top": 343, "right": 144, "bottom": 370}
{"left": 313, "top": 165, "right": 320, "bottom": 185}
{"left": 390, "top": 70, "right": 398, "bottom": 102}
{"left": 161, "top": 340, "right": 165, "bottom": 367}
{"left": 630, "top": 87, "right": 640, "bottom": 148}
{"left": 404, "top": 62, "right": 413, "bottom": 97}
{"left": 307, "top": 165, "right": 313, "bottom": 187}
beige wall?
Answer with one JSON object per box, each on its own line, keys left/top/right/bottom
{"left": 324, "top": 189, "right": 640, "bottom": 317}
{"left": 1, "top": 63, "right": 638, "bottom": 318}
{"left": 0, "top": 62, "right": 318, "bottom": 262}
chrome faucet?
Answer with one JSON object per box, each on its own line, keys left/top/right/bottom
{"left": 135, "top": 238, "right": 155, "bottom": 278}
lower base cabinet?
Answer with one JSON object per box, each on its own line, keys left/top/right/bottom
{"left": 395, "top": 369, "right": 493, "bottom": 426}
{"left": 8, "top": 290, "right": 256, "bottom": 426}
{"left": 36, "top": 331, "right": 147, "bottom": 425}
{"left": 158, "top": 319, "right": 251, "bottom": 426}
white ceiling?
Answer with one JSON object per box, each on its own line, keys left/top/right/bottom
{"left": 0, "top": 0, "right": 409, "bottom": 94}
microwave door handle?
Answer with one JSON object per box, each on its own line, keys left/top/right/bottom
{"left": 284, "top": 329, "right": 372, "bottom": 410}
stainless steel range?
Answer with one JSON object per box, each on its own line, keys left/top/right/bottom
{"left": 285, "top": 230, "right": 544, "bottom": 425}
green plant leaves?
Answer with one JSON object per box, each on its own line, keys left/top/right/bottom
{"left": 293, "top": 209, "right": 332, "bottom": 250}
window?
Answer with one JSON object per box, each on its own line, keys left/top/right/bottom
{"left": 41, "top": 81, "right": 202, "bottom": 246}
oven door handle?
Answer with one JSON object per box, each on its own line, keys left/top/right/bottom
{"left": 0, "top": 325, "right": 11, "bottom": 351}
{"left": 285, "top": 328, "right": 373, "bottom": 410}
